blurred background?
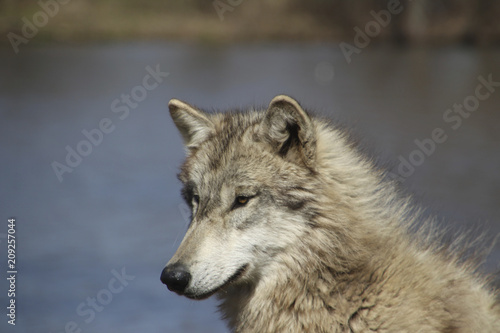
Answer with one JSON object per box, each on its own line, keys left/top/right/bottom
{"left": 1, "top": 1, "right": 499, "bottom": 332}
{"left": 2, "top": 0, "right": 500, "bottom": 44}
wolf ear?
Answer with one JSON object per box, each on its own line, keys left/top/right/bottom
{"left": 260, "top": 95, "right": 316, "bottom": 169}
{"left": 169, "top": 99, "right": 214, "bottom": 150}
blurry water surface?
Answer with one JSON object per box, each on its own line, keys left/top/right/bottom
{"left": 1, "top": 43, "right": 499, "bottom": 332}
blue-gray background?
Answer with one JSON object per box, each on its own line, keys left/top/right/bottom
{"left": 1, "top": 43, "right": 500, "bottom": 333}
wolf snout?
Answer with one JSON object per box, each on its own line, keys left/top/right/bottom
{"left": 160, "top": 263, "right": 191, "bottom": 294}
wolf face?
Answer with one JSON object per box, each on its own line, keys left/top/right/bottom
{"left": 161, "top": 96, "right": 321, "bottom": 299}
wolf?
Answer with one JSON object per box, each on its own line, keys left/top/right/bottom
{"left": 160, "top": 95, "right": 500, "bottom": 332}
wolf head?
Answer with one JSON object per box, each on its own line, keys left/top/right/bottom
{"left": 160, "top": 95, "right": 328, "bottom": 299}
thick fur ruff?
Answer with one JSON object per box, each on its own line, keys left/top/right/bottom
{"left": 162, "top": 95, "right": 500, "bottom": 332}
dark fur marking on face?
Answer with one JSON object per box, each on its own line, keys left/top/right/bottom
{"left": 284, "top": 200, "right": 307, "bottom": 211}
{"left": 306, "top": 220, "right": 319, "bottom": 228}
{"left": 181, "top": 180, "right": 196, "bottom": 207}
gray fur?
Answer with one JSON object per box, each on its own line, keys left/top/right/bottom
{"left": 162, "top": 95, "right": 500, "bottom": 332}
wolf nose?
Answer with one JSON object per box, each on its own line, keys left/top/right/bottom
{"left": 160, "top": 263, "right": 191, "bottom": 294}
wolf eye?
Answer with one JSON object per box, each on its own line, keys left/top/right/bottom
{"left": 235, "top": 196, "right": 249, "bottom": 206}
{"left": 237, "top": 196, "right": 248, "bottom": 205}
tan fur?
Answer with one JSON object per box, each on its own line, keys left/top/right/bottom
{"left": 162, "top": 95, "right": 500, "bottom": 332}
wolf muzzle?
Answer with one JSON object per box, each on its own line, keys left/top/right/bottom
{"left": 160, "top": 263, "right": 191, "bottom": 294}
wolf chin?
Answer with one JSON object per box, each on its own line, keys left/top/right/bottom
{"left": 160, "top": 95, "right": 500, "bottom": 332}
